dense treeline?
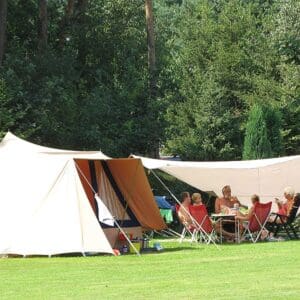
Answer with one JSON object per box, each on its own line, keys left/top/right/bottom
{"left": 0, "top": 0, "right": 299, "bottom": 160}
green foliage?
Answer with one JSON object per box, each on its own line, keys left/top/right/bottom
{"left": 280, "top": 66, "right": 300, "bottom": 155}
{"left": 1, "top": 0, "right": 165, "bottom": 156}
{"left": 262, "top": 105, "right": 283, "bottom": 156}
{"left": 272, "top": 0, "right": 300, "bottom": 64}
{"left": 0, "top": 78, "right": 14, "bottom": 138}
{"left": 270, "top": 0, "right": 300, "bottom": 155}
{"left": 243, "top": 104, "right": 271, "bottom": 159}
{"left": 161, "top": 0, "right": 281, "bottom": 160}
{"left": 1, "top": 0, "right": 299, "bottom": 159}
{"left": 70, "top": 0, "right": 160, "bottom": 156}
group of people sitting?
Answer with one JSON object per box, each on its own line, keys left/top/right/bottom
{"left": 177, "top": 185, "right": 298, "bottom": 242}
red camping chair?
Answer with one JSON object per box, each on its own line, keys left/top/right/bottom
{"left": 241, "top": 202, "right": 272, "bottom": 243}
{"left": 175, "top": 204, "right": 196, "bottom": 243}
{"left": 189, "top": 205, "right": 218, "bottom": 245}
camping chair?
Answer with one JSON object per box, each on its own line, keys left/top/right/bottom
{"left": 175, "top": 204, "right": 196, "bottom": 243}
{"left": 189, "top": 205, "right": 218, "bottom": 245}
{"left": 267, "top": 193, "right": 300, "bottom": 239}
{"left": 241, "top": 202, "right": 272, "bottom": 243}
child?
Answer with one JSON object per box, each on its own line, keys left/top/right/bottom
{"left": 235, "top": 194, "right": 259, "bottom": 221}
{"left": 235, "top": 194, "right": 268, "bottom": 240}
{"left": 191, "top": 193, "right": 202, "bottom": 206}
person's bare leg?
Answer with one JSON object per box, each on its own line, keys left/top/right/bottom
{"left": 215, "top": 221, "right": 235, "bottom": 241}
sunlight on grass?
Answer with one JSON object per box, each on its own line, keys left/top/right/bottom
{"left": 0, "top": 240, "right": 300, "bottom": 299}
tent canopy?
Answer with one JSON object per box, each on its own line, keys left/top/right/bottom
{"left": 132, "top": 155, "right": 300, "bottom": 206}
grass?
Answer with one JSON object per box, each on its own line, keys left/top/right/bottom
{"left": 0, "top": 239, "right": 300, "bottom": 299}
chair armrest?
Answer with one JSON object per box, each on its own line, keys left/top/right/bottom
{"left": 274, "top": 213, "right": 287, "bottom": 217}
{"left": 269, "top": 213, "right": 288, "bottom": 224}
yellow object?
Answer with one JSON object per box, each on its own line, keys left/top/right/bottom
{"left": 129, "top": 242, "right": 141, "bottom": 254}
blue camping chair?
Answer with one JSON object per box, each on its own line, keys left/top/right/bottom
{"left": 155, "top": 196, "right": 172, "bottom": 209}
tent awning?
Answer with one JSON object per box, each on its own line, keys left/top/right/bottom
{"left": 132, "top": 155, "right": 300, "bottom": 206}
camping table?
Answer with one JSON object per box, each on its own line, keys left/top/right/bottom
{"left": 211, "top": 213, "right": 240, "bottom": 244}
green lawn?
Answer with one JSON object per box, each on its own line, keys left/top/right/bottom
{"left": 0, "top": 240, "right": 300, "bottom": 299}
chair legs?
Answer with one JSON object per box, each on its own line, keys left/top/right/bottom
{"left": 267, "top": 222, "right": 299, "bottom": 240}
{"left": 179, "top": 226, "right": 195, "bottom": 243}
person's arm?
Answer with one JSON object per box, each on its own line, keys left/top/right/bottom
{"left": 279, "top": 203, "right": 288, "bottom": 216}
{"left": 178, "top": 207, "right": 191, "bottom": 225}
{"left": 286, "top": 200, "right": 295, "bottom": 216}
{"left": 236, "top": 207, "right": 253, "bottom": 221}
{"left": 233, "top": 196, "right": 247, "bottom": 209}
{"left": 275, "top": 198, "right": 283, "bottom": 209}
{"left": 177, "top": 209, "right": 185, "bottom": 223}
{"left": 215, "top": 198, "right": 221, "bottom": 213}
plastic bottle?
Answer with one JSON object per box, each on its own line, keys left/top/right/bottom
{"left": 122, "top": 244, "right": 128, "bottom": 254}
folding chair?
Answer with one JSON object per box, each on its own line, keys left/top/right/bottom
{"left": 189, "top": 205, "right": 218, "bottom": 245}
{"left": 175, "top": 204, "right": 196, "bottom": 243}
{"left": 267, "top": 193, "right": 300, "bottom": 239}
{"left": 242, "top": 202, "right": 272, "bottom": 243}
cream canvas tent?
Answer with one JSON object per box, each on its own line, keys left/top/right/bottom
{"left": 0, "top": 133, "right": 165, "bottom": 256}
{"left": 133, "top": 155, "right": 300, "bottom": 209}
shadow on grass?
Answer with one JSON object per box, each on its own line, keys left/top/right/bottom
{"left": 139, "top": 245, "right": 208, "bottom": 255}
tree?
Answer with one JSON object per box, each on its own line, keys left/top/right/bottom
{"left": 145, "top": 0, "right": 160, "bottom": 157}
{"left": 0, "top": 0, "right": 7, "bottom": 65}
{"left": 243, "top": 104, "right": 272, "bottom": 160}
{"left": 270, "top": 0, "right": 300, "bottom": 155}
{"left": 58, "top": 0, "right": 75, "bottom": 48}
{"left": 162, "top": 0, "right": 278, "bottom": 160}
{"left": 262, "top": 105, "right": 282, "bottom": 156}
{"left": 38, "top": 0, "right": 48, "bottom": 51}
{"left": 145, "top": 0, "right": 156, "bottom": 98}
{"left": 2, "top": 0, "right": 299, "bottom": 159}
{"left": 272, "top": 0, "right": 300, "bottom": 64}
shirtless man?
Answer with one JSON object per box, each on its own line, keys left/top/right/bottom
{"left": 177, "top": 191, "right": 192, "bottom": 226}
{"left": 215, "top": 185, "right": 242, "bottom": 240}
{"left": 215, "top": 185, "right": 241, "bottom": 213}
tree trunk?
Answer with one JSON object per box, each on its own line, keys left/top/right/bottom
{"left": 38, "top": 0, "right": 48, "bottom": 51}
{"left": 76, "top": 0, "right": 88, "bottom": 15}
{"left": 145, "top": 0, "right": 159, "bottom": 158}
{"left": 0, "top": 0, "right": 7, "bottom": 66}
{"left": 58, "top": 0, "right": 75, "bottom": 48}
{"left": 145, "top": 0, "right": 156, "bottom": 98}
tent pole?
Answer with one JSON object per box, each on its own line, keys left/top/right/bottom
{"left": 151, "top": 170, "right": 219, "bottom": 248}
{"left": 150, "top": 170, "right": 186, "bottom": 208}
{"left": 107, "top": 218, "right": 141, "bottom": 257}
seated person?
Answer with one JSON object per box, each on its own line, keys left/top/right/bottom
{"left": 215, "top": 185, "right": 244, "bottom": 213}
{"left": 214, "top": 185, "right": 243, "bottom": 240}
{"left": 235, "top": 194, "right": 259, "bottom": 221}
{"left": 191, "top": 193, "right": 203, "bottom": 206}
{"left": 276, "top": 186, "right": 295, "bottom": 216}
{"left": 270, "top": 186, "right": 296, "bottom": 223}
{"left": 235, "top": 194, "right": 268, "bottom": 240}
{"left": 177, "top": 191, "right": 193, "bottom": 227}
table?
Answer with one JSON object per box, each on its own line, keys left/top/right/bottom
{"left": 211, "top": 213, "right": 240, "bottom": 243}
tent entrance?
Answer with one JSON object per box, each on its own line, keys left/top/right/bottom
{"left": 75, "top": 159, "right": 140, "bottom": 228}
